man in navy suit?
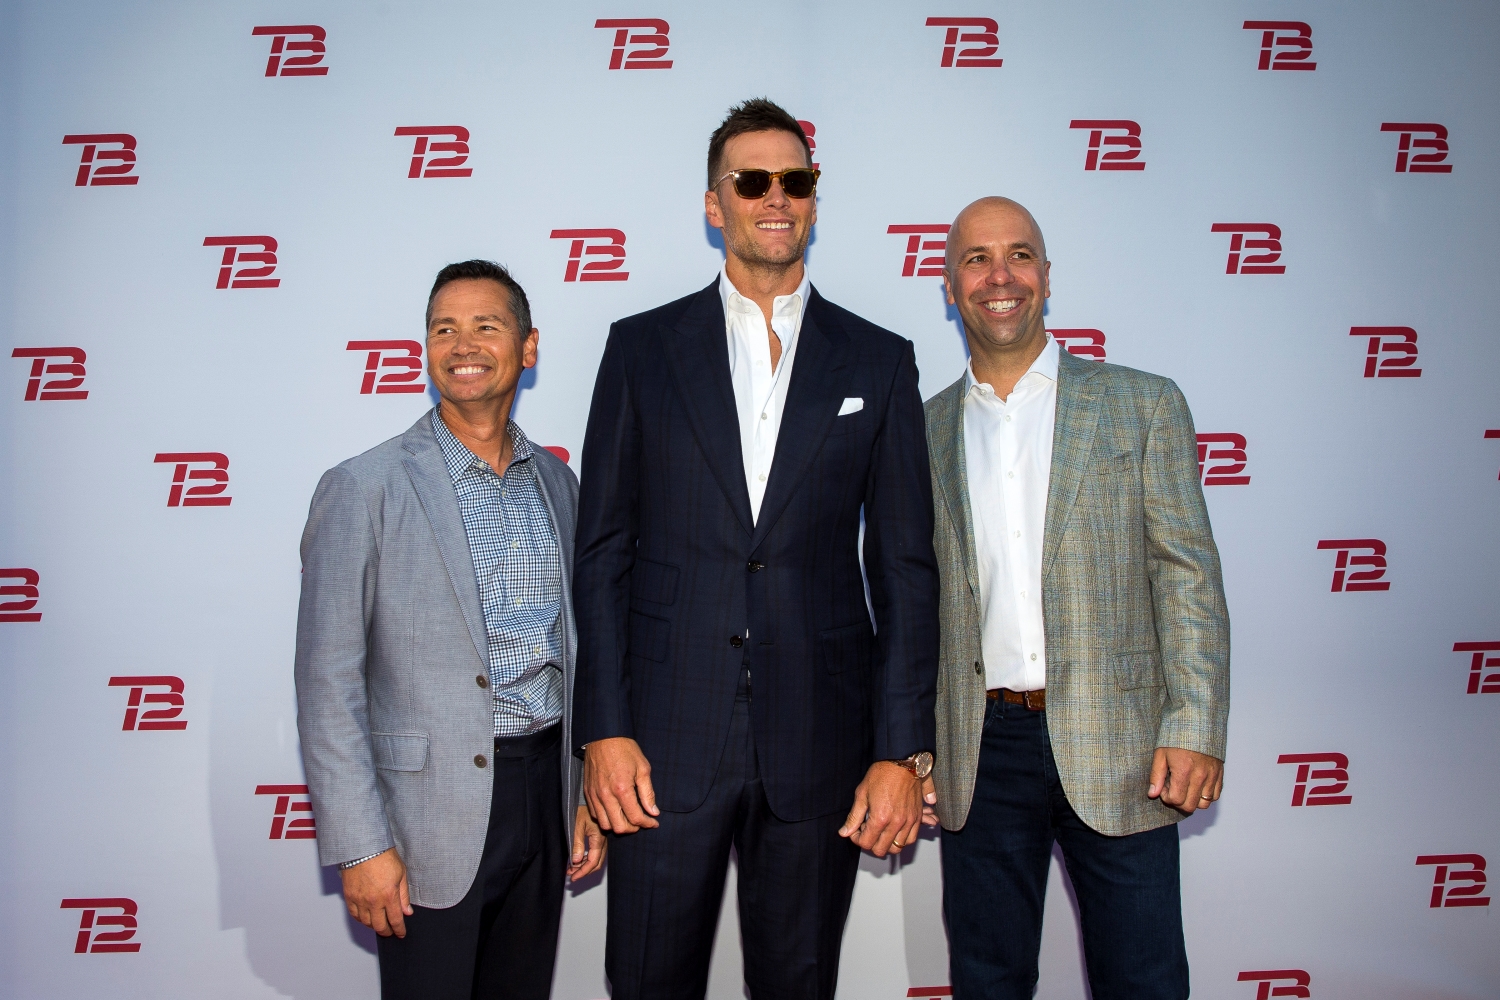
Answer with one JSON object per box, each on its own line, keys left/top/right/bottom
{"left": 573, "top": 98, "right": 940, "bottom": 999}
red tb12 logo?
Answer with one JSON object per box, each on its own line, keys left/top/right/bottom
{"left": 888, "top": 225, "right": 950, "bottom": 277}
{"left": 1242, "top": 21, "right": 1316, "bottom": 71}
{"left": 203, "top": 237, "right": 279, "bottom": 289}
{"left": 594, "top": 19, "right": 672, "bottom": 69}
{"left": 154, "top": 453, "right": 231, "bottom": 507}
{"left": 1453, "top": 641, "right": 1500, "bottom": 695}
{"left": 394, "top": 126, "right": 472, "bottom": 178}
{"left": 1196, "top": 433, "right": 1251, "bottom": 486}
{"left": 550, "top": 230, "right": 629, "bottom": 282}
{"left": 1350, "top": 327, "right": 1420, "bottom": 378}
{"left": 255, "top": 784, "right": 316, "bottom": 839}
{"left": 252, "top": 25, "right": 327, "bottom": 76}
{"left": 12, "top": 347, "right": 87, "bottom": 400}
{"left": 925, "top": 17, "right": 1003, "bottom": 67}
{"left": 796, "top": 120, "right": 819, "bottom": 170}
{"left": 1316, "top": 539, "right": 1389, "bottom": 592}
{"left": 62, "top": 134, "right": 137, "bottom": 186}
{"left": 1, "top": 568, "right": 42, "bottom": 623}
{"left": 347, "top": 341, "right": 425, "bottom": 394}
{"left": 906, "top": 990, "right": 952, "bottom": 997}
{"left": 60, "top": 898, "right": 139, "bottom": 953}
{"left": 1237, "top": 971, "right": 1310, "bottom": 999}
{"left": 1381, "top": 123, "right": 1451, "bottom": 173}
{"left": 1069, "top": 121, "right": 1143, "bottom": 171}
{"left": 1276, "top": 753, "right": 1351, "bottom": 806}
{"left": 109, "top": 676, "right": 187, "bottom": 731}
{"left": 1049, "top": 329, "right": 1106, "bottom": 361}
{"left": 1415, "top": 855, "right": 1489, "bottom": 908}
{"left": 1212, "top": 224, "right": 1284, "bottom": 274}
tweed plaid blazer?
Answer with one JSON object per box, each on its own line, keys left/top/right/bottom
{"left": 925, "top": 348, "right": 1229, "bottom": 836}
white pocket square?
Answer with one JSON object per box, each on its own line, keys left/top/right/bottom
{"left": 838, "top": 397, "right": 864, "bottom": 416}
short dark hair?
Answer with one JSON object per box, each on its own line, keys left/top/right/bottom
{"left": 425, "top": 259, "right": 532, "bottom": 334}
{"left": 706, "top": 98, "right": 811, "bottom": 190}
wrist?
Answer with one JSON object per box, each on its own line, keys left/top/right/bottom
{"left": 886, "top": 751, "right": 934, "bottom": 779}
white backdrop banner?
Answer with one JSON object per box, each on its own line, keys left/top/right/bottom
{"left": 2, "top": 2, "right": 1497, "bottom": 998}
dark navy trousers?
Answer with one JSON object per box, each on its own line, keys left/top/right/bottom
{"left": 940, "top": 696, "right": 1189, "bottom": 1000}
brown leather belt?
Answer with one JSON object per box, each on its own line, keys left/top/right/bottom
{"left": 987, "top": 687, "right": 1046, "bottom": 711}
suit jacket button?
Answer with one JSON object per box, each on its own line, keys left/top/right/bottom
{"left": 747, "top": 560, "right": 763, "bottom": 573}
{"left": 730, "top": 635, "right": 744, "bottom": 648}
{"left": 476, "top": 675, "right": 489, "bottom": 688}
{"left": 474, "top": 755, "right": 487, "bottom": 768}
{"left": 974, "top": 661, "right": 983, "bottom": 675}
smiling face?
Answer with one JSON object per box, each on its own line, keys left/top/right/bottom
{"left": 943, "top": 198, "right": 1051, "bottom": 360}
{"left": 425, "top": 278, "right": 537, "bottom": 409}
{"left": 704, "top": 129, "right": 816, "bottom": 272}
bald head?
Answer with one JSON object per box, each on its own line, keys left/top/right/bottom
{"left": 945, "top": 197, "right": 1047, "bottom": 274}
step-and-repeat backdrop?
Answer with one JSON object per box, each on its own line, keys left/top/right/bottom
{"left": 3, "top": 2, "right": 1497, "bottom": 998}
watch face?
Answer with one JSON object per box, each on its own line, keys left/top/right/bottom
{"left": 914, "top": 752, "right": 934, "bottom": 778}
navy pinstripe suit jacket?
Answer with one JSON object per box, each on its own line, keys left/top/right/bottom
{"left": 573, "top": 278, "right": 940, "bottom": 822}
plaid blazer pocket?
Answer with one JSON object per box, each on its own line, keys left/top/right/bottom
{"left": 1114, "top": 650, "right": 1163, "bottom": 690}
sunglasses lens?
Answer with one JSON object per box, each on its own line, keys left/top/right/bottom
{"left": 732, "top": 170, "right": 772, "bottom": 199}
{"left": 781, "top": 169, "right": 817, "bottom": 198}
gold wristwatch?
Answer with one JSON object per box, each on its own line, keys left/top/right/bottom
{"left": 891, "top": 751, "right": 934, "bottom": 778}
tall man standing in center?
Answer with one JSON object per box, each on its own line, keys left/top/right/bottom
{"left": 573, "top": 98, "right": 940, "bottom": 999}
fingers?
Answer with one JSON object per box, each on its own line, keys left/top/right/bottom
{"left": 1147, "top": 747, "right": 1168, "bottom": 800}
{"left": 572, "top": 832, "right": 607, "bottom": 879}
{"left": 399, "top": 871, "right": 412, "bottom": 917}
{"left": 635, "top": 768, "right": 661, "bottom": 820}
{"left": 386, "top": 894, "right": 408, "bottom": 938}
{"left": 585, "top": 740, "right": 659, "bottom": 833}
{"left": 839, "top": 784, "right": 870, "bottom": 839}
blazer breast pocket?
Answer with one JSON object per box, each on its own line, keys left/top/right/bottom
{"left": 631, "top": 557, "right": 679, "bottom": 607}
{"left": 372, "top": 732, "right": 429, "bottom": 772}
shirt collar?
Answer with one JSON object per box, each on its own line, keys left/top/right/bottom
{"left": 431, "top": 408, "right": 532, "bottom": 484}
{"left": 965, "top": 334, "right": 1060, "bottom": 398}
{"left": 718, "top": 261, "right": 812, "bottom": 332}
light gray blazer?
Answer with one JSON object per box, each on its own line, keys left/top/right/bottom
{"left": 294, "top": 411, "right": 581, "bottom": 908}
{"left": 926, "top": 349, "right": 1230, "bottom": 837}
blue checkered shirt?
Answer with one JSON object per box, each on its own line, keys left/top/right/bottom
{"left": 432, "top": 410, "right": 563, "bottom": 738}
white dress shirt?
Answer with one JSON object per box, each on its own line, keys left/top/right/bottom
{"left": 964, "top": 335, "right": 1059, "bottom": 692}
{"left": 720, "top": 263, "right": 810, "bottom": 523}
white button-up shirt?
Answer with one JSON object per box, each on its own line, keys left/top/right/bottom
{"left": 720, "top": 263, "right": 810, "bottom": 523}
{"left": 964, "top": 335, "right": 1059, "bottom": 692}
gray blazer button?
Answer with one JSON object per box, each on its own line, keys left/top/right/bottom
{"left": 474, "top": 755, "right": 487, "bottom": 768}
{"left": 476, "top": 674, "right": 488, "bottom": 688}
{"left": 974, "top": 661, "right": 983, "bottom": 675}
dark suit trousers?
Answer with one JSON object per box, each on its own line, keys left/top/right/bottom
{"left": 939, "top": 697, "right": 1189, "bottom": 1000}
{"left": 377, "top": 724, "right": 565, "bottom": 1000}
{"left": 605, "top": 670, "right": 861, "bottom": 1000}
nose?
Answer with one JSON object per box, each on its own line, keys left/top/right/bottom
{"left": 763, "top": 177, "right": 791, "bottom": 208}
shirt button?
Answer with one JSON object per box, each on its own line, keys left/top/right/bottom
{"left": 1008, "top": 472, "right": 1015, "bottom": 479}
{"left": 1030, "top": 653, "right": 1037, "bottom": 661}
{"left": 1014, "top": 531, "right": 1021, "bottom": 538}
{"left": 1005, "top": 415, "right": 1012, "bottom": 422}
{"left": 474, "top": 755, "right": 487, "bottom": 768}
{"left": 533, "top": 646, "right": 542, "bottom": 656}
{"left": 758, "top": 473, "right": 767, "bottom": 482}
{"left": 511, "top": 541, "right": 519, "bottom": 549}
{"left": 760, "top": 412, "right": 768, "bottom": 420}
{"left": 476, "top": 675, "right": 488, "bottom": 688}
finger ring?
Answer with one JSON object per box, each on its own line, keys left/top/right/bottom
{"left": 1199, "top": 794, "right": 1212, "bottom": 801}
{"left": 893, "top": 840, "right": 904, "bottom": 849}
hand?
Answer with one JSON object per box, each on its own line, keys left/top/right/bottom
{"left": 582, "top": 737, "right": 660, "bottom": 834}
{"left": 340, "top": 849, "right": 412, "bottom": 938}
{"left": 839, "top": 761, "right": 924, "bottom": 857}
{"left": 568, "top": 803, "right": 607, "bottom": 880}
{"left": 919, "top": 775, "right": 939, "bottom": 827}
{"left": 1148, "top": 747, "right": 1224, "bottom": 815}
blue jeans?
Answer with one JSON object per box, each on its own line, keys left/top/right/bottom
{"left": 940, "top": 696, "right": 1189, "bottom": 1000}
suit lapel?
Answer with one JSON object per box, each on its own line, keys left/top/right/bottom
{"left": 1042, "top": 350, "right": 1104, "bottom": 583}
{"left": 401, "top": 414, "right": 488, "bottom": 668}
{"left": 929, "top": 378, "right": 982, "bottom": 600}
{"left": 661, "top": 280, "right": 755, "bottom": 537}
{"left": 750, "top": 289, "right": 852, "bottom": 552}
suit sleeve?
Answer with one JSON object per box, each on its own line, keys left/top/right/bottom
{"left": 293, "top": 466, "right": 393, "bottom": 867}
{"left": 861, "top": 340, "right": 941, "bottom": 761}
{"left": 572, "top": 325, "right": 641, "bottom": 751}
{"left": 1141, "top": 380, "right": 1231, "bottom": 760}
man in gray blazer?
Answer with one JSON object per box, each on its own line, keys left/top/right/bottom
{"left": 924, "top": 198, "right": 1229, "bottom": 999}
{"left": 295, "top": 260, "right": 603, "bottom": 1000}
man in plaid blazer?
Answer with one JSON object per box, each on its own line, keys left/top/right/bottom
{"left": 924, "top": 198, "right": 1230, "bottom": 999}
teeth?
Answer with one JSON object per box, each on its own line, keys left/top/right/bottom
{"left": 758, "top": 222, "right": 792, "bottom": 229}
{"left": 451, "top": 365, "right": 488, "bottom": 375}
{"left": 982, "top": 299, "right": 1020, "bottom": 314}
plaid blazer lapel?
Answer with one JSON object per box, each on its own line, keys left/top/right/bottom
{"left": 928, "top": 376, "right": 981, "bottom": 602}
{"left": 1042, "top": 349, "right": 1104, "bottom": 583}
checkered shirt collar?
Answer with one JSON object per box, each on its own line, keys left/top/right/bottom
{"left": 431, "top": 408, "right": 533, "bottom": 484}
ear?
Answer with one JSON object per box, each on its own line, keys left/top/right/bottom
{"left": 523, "top": 328, "right": 540, "bottom": 369}
{"left": 1042, "top": 260, "right": 1051, "bottom": 299}
{"left": 704, "top": 188, "right": 725, "bottom": 230}
{"left": 942, "top": 271, "right": 956, "bottom": 305}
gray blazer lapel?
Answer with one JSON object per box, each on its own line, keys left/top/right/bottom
{"left": 929, "top": 376, "right": 981, "bottom": 600}
{"left": 1042, "top": 350, "right": 1104, "bottom": 583}
{"left": 400, "top": 413, "right": 488, "bottom": 668}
